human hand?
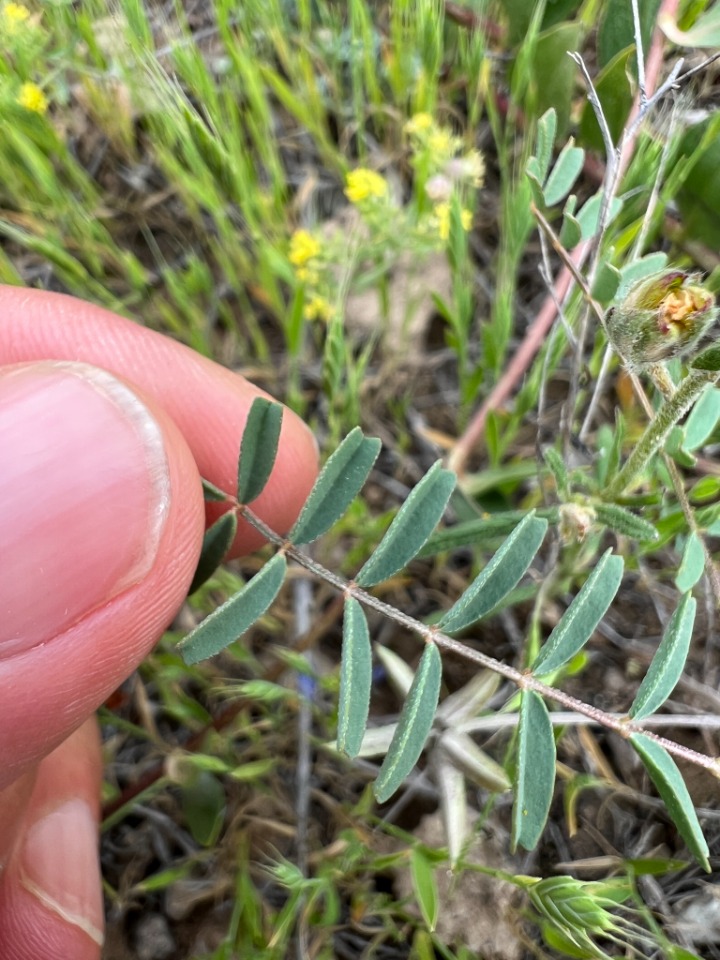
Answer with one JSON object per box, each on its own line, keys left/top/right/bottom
{"left": 0, "top": 286, "right": 318, "bottom": 959}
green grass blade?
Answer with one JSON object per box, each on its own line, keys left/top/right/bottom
{"left": 237, "top": 398, "right": 284, "bottom": 504}
{"left": 289, "top": 428, "right": 381, "bottom": 545}
{"left": 438, "top": 513, "right": 547, "bottom": 633}
{"left": 338, "top": 598, "right": 373, "bottom": 758}
{"left": 188, "top": 511, "right": 238, "bottom": 594}
{"left": 410, "top": 848, "right": 439, "bottom": 932}
{"left": 512, "top": 691, "right": 556, "bottom": 852}
{"left": 179, "top": 553, "right": 287, "bottom": 664}
{"left": 532, "top": 551, "right": 624, "bottom": 675}
{"left": 374, "top": 643, "right": 442, "bottom": 803}
{"left": 629, "top": 594, "right": 696, "bottom": 721}
{"left": 630, "top": 734, "right": 710, "bottom": 871}
{"left": 356, "top": 462, "right": 456, "bottom": 588}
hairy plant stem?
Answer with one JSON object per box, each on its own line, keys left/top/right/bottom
{"left": 603, "top": 368, "right": 719, "bottom": 500}
{"left": 235, "top": 503, "right": 720, "bottom": 776}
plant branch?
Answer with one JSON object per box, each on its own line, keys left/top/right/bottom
{"left": 237, "top": 504, "right": 720, "bottom": 776}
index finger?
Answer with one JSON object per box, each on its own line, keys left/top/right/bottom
{"left": 0, "top": 286, "right": 318, "bottom": 554}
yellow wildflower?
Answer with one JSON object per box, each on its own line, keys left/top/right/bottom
{"left": 17, "top": 82, "right": 47, "bottom": 114}
{"left": 345, "top": 168, "right": 388, "bottom": 205}
{"left": 435, "top": 202, "right": 473, "bottom": 241}
{"left": 295, "top": 266, "right": 319, "bottom": 286}
{"left": 2, "top": 2, "right": 30, "bottom": 31}
{"left": 289, "top": 229, "right": 321, "bottom": 268}
{"left": 428, "top": 128, "right": 459, "bottom": 160}
{"left": 303, "top": 295, "right": 333, "bottom": 322}
{"left": 404, "top": 112, "right": 433, "bottom": 137}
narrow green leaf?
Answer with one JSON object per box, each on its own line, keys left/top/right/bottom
{"left": 512, "top": 692, "right": 556, "bottom": 851}
{"left": 630, "top": 734, "right": 710, "bottom": 871}
{"left": 356, "top": 462, "right": 456, "bottom": 588}
{"left": 660, "top": 4, "right": 720, "bottom": 47}
{"left": 236, "top": 398, "right": 284, "bottom": 504}
{"left": 188, "top": 511, "right": 238, "bottom": 594}
{"left": 533, "top": 108, "right": 557, "bottom": 184}
{"left": 532, "top": 551, "right": 624, "bottom": 675}
{"left": 683, "top": 385, "right": 720, "bottom": 452}
{"left": 410, "top": 849, "right": 439, "bottom": 932}
{"left": 594, "top": 503, "right": 659, "bottom": 541}
{"left": 559, "top": 202, "right": 582, "bottom": 249}
{"left": 419, "top": 509, "right": 559, "bottom": 556}
{"left": 290, "top": 428, "right": 381, "bottom": 545}
{"left": 542, "top": 138, "right": 584, "bottom": 206}
{"left": 438, "top": 513, "right": 547, "bottom": 634}
{"left": 374, "top": 644, "right": 442, "bottom": 803}
{"left": 202, "top": 478, "right": 229, "bottom": 502}
{"left": 576, "top": 192, "right": 623, "bottom": 241}
{"left": 630, "top": 594, "right": 696, "bottom": 721}
{"left": 337, "top": 598, "right": 372, "bottom": 758}
{"left": 179, "top": 553, "right": 287, "bottom": 664}
{"left": 676, "top": 533, "right": 705, "bottom": 592}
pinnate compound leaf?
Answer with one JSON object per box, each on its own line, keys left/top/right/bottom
{"left": 438, "top": 513, "right": 547, "bottom": 634}
{"left": 237, "top": 398, "right": 283, "bottom": 504}
{"left": 629, "top": 594, "right": 696, "bottom": 721}
{"left": 179, "top": 553, "right": 287, "bottom": 664}
{"left": 374, "top": 643, "right": 442, "bottom": 803}
{"left": 188, "top": 511, "right": 238, "bottom": 594}
{"left": 337, "top": 598, "right": 372, "bottom": 757}
{"left": 512, "top": 692, "right": 556, "bottom": 851}
{"left": 356, "top": 462, "right": 455, "bottom": 588}
{"left": 630, "top": 734, "right": 710, "bottom": 871}
{"left": 542, "top": 138, "right": 584, "bottom": 207}
{"left": 290, "top": 428, "right": 381, "bottom": 545}
{"left": 532, "top": 551, "right": 623, "bottom": 675}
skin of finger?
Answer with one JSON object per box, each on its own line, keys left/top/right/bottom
{"left": 0, "top": 719, "right": 103, "bottom": 960}
{"left": 0, "top": 286, "right": 319, "bottom": 556}
{"left": 0, "top": 383, "right": 205, "bottom": 791}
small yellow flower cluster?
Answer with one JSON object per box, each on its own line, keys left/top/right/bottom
{"left": 17, "top": 81, "right": 47, "bottom": 114}
{"left": 434, "top": 202, "right": 473, "bottom": 242}
{"left": 303, "top": 295, "right": 334, "bottom": 322}
{"left": 289, "top": 228, "right": 322, "bottom": 284}
{"left": 404, "top": 112, "right": 433, "bottom": 137}
{"left": 2, "top": 1, "right": 30, "bottom": 32}
{"left": 345, "top": 168, "right": 388, "bottom": 206}
{"left": 404, "top": 112, "right": 485, "bottom": 192}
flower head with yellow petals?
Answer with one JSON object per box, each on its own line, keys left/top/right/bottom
{"left": 345, "top": 168, "right": 388, "bottom": 206}
{"left": 17, "top": 82, "right": 47, "bottom": 114}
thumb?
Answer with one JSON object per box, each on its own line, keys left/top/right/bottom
{"left": 0, "top": 360, "right": 205, "bottom": 789}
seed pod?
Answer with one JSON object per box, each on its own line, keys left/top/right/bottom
{"left": 606, "top": 270, "right": 717, "bottom": 367}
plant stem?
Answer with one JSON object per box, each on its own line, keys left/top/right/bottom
{"left": 603, "top": 368, "right": 718, "bottom": 499}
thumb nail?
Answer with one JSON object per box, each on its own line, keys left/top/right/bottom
{"left": 0, "top": 362, "right": 170, "bottom": 656}
{"left": 19, "top": 798, "right": 104, "bottom": 946}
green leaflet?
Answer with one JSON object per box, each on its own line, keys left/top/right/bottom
{"left": 410, "top": 848, "right": 438, "bottom": 932}
{"left": 374, "top": 643, "right": 442, "bottom": 803}
{"left": 542, "top": 138, "right": 584, "bottom": 207}
{"left": 236, "top": 398, "right": 283, "bottom": 504}
{"left": 683, "top": 385, "right": 720, "bottom": 452}
{"left": 419, "top": 509, "right": 558, "bottom": 557}
{"left": 676, "top": 533, "right": 705, "bottom": 592}
{"left": 188, "top": 510, "right": 238, "bottom": 594}
{"left": 202, "top": 477, "right": 229, "bottom": 502}
{"left": 356, "top": 461, "right": 456, "bottom": 588}
{"left": 532, "top": 551, "right": 624, "bottom": 675}
{"left": 337, "top": 598, "right": 372, "bottom": 758}
{"left": 512, "top": 691, "right": 556, "bottom": 851}
{"left": 290, "top": 428, "right": 381, "bottom": 545}
{"left": 629, "top": 594, "right": 696, "bottom": 721}
{"left": 629, "top": 734, "right": 710, "bottom": 871}
{"left": 438, "top": 513, "right": 547, "bottom": 633}
{"left": 179, "top": 553, "right": 287, "bottom": 664}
